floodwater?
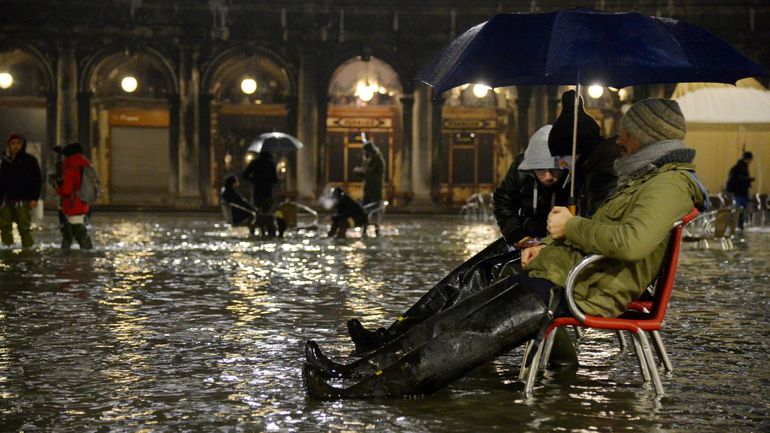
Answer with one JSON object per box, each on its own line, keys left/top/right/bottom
{"left": 0, "top": 213, "right": 768, "bottom": 432}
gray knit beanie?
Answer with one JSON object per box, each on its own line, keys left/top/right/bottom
{"left": 621, "top": 98, "right": 687, "bottom": 146}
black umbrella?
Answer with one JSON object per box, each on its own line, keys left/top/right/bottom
{"left": 247, "top": 132, "right": 304, "bottom": 153}
{"left": 416, "top": 8, "right": 767, "bottom": 207}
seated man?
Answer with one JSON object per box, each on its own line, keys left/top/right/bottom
{"left": 327, "top": 187, "right": 368, "bottom": 238}
{"left": 303, "top": 98, "right": 704, "bottom": 398}
{"left": 220, "top": 175, "right": 258, "bottom": 235}
{"left": 347, "top": 103, "right": 614, "bottom": 354}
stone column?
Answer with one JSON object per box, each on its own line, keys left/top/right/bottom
{"left": 296, "top": 49, "right": 319, "bottom": 200}
{"left": 56, "top": 42, "right": 78, "bottom": 146}
{"left": 410, "top": 85, "right": 435, "bottom": 207}
{"left": 429, "top": 91, "right": 446, "bottom": 205}
{"left": 399, "top": 89, "right": 414, "bottom": 204}
{"left": 77, "top": 91, "right": 91, "bottom": 154}
{"left": 168, "top": 94, "right": 180, "bottom": 197}
{"left": 315, "top": 95, "right": 329, "bottom": 195}
{"left": 199, "top": 93, "right": 212, "bottom": 204}
{"left": 176, "top": 47, "right": 202, "bottom": 207}
{"left": 516, "top": 86, "right": 533, "bottom": 154}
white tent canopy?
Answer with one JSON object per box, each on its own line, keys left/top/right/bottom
{"left": 674, "top": 86, "right": 770, "bottom": 124}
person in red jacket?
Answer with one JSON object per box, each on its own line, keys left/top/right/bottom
{"left": 55, "top": 142, "right": 93, "bottom": 250}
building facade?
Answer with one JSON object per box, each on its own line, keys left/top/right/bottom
{"left": 1, "top": 1, "right": 768, "bottom": 209}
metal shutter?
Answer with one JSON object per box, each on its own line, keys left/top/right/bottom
{"left": 110, "top": 126, "right": 170, "bottom": 204}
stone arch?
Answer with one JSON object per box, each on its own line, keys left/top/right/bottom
{"left": 328, "top": 56, "right": 403, "bottom": 106}
{"left": 80, "top": 45, "right": 177, "bottom": 97}
{"left": 201, "top": 45, "right": 295, "bottom": 100}
{"left": 0, "top": 44, "right": 55, "bottom": 96}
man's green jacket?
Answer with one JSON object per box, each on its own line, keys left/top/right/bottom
{"left": 527, "top": 162, "right": 703, "bottom": 317}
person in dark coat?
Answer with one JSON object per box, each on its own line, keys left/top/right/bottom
{"left": 0, "top": 133, "right": 42, "bottom": 248}
{"left": 241, "top": 151, "right": 279, "bottom": 237}
{"left": 55, "top": 142, "right": 93, "bottom": 250}
{"left": 725, "top": 151, "right": 754, "bottom": 229}
{"left": 494, "top": 125, "right": 570, "bottom": 247}
{"left": 353, "top": 141, "right": 385, "bottom": 206}
{"left": 327, "top": 187, "right": 368, "bottom": 238}
{"left": 220, "top": 175, "right": 258, "bottom": 235}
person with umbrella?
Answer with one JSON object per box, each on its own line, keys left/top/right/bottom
{"left": 241, "top": 151, "right": 279, "bottom": 237}
{"left": 353, "top": 140, "right": 385, "bottom": 206}
{"left": 302, "top": 98, "right": 705, "bottom": 399}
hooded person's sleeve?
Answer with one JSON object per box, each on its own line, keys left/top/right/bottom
{"left": 493, "top": 159, "right": 527, "bottom": 244}
{"left": 28, "top": 155, "right": 42, "bottom": 199}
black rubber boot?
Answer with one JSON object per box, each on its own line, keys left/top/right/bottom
{"left": 72, "top": 224, "right": 93, "bottom": 250}
{"left": 346, "top": 319, "right": 384, "bottom": 354}
{"left": 546, "top": 327, "right": 579, "bottom": 370}
{"left": 303, "top": 283, "right": 550, "bottom": 398}
{"left": 308, "top": 275, "right": 544, "bottom": 380}
{"left": 60, "top": 222, "right": 73, "bottom": 250}
{"left": 346, "top": 238, "right": 512, "bottom": 353}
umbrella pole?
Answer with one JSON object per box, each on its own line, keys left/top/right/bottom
{"left": 569, "top": 82, "right": 580, "bottom": 215}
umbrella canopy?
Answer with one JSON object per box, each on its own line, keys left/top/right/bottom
{"left": 416, "top": 9, "right": 767, "bottom": 93}
{"left": 247, "top": 132, "right": 304, "bottom": 153}
{"left": 674, "top": 86, "right": 770, "bottom": 123}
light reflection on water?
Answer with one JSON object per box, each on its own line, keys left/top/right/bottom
{"left": 0, "top": 214, "right": 768, "bottom": 432}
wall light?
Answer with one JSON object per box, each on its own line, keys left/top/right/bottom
{"left": 241, "top": 78, "right": 257, "bottom": 95}
{"left": 472, "top": 84, "right": 491, "bottom": 98}
{"left": 121, "top": 76, "right": 138, "bottom": 93}
{"left": 588, "top": 85, "right": 604, "bottom": 99}
{"left": 0, "top": 72, "right": 13, "bottom": 89}
{"left": 355, "top": 80, "right": 376, "bottom": 102}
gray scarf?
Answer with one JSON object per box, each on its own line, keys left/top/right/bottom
{"left": 613, "top": 139, "right": 687, "bottom": 186}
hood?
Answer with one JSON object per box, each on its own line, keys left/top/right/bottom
{"left": 5, "top": 133, "right": 27, "bottom": 157}
{"left": 64, "top": 153, "right": 90, "bottom": 168}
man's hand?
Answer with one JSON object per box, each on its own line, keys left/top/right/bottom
{"left": 521, "top": 244, "right": 546, "bottom": 268}
{"left": 547, "top": 206, "right": 573, "bottom": 240}
{"left": 28, "top": 200, "right": 38, "bottom": 209}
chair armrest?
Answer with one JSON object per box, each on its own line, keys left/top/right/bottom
{"left": 564, "top": 254, "right": 607, "bottom": 323}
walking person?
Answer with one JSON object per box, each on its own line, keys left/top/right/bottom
{"left": 353, "top": 140, "right": 385, "bottom": 206}
{"left": 725, "top": 151, "right": 754, "bottom": 229}
{"left": 241, "top": 151, "right": 279, "bottom": 237}
{"left": 0, "top": 133, "right": 42, "bottom": 249}
{"left": 55, "top": 142, "right": 93, "bottom": 250}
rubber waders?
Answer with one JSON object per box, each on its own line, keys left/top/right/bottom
{"left": 304, "top": 281, "right": 550, "bottom": 398}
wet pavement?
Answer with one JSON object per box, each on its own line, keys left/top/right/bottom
{"left": 0, "top": 213, "right": 768, "bottom": 432}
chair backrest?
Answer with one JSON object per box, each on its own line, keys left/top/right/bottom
{"left": 712, "top": 208, "right": 730, "bottom": 237}
{"left": 364, "top": 200, "right": 388, "bottom": 225}
{"left": 648, "top": 207, "right": 699, "bottom": 322}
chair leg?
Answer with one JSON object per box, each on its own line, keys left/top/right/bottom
{"left": 573, "top": 326, "right": 583, "bottom": 339}
{"left": 524, "top": 340, "right": 545, "bottom": 396}
{"left": 630, "top": 332, "right": 651, "bottom": 382}
{"left": 540, "top": 330, "right": 557, "bottom": 371}
{"left": 519, "top": 340, "right": 533, "bottom": 380}
{"left": 650, "top": 330, "right": 673, "bottom": 373}
{"left": 616, "top": 330, "right": 627, "bottom": 352}
{"left": 637, "top": 331, "right": 665, "bottom": 395}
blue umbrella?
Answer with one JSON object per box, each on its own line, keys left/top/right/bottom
{"left": 416, "top": 9, "right": 767, "bottom": 206}
{"left": 416, "top": 9, "right": 766, "bottom": 93}
{"left": 248, "top": 132, "right": 304, "bottom": 153}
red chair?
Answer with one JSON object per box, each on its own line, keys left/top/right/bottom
{"left": 522, "top": 208, "right": 699, "bottom": 396}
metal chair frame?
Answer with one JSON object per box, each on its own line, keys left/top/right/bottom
{"left": 520, "top": 208, "right": 699, "bottom": 396}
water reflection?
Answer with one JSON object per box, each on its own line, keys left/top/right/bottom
{"left": 0, "top": 215, "right": 767, "bottom": 431}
